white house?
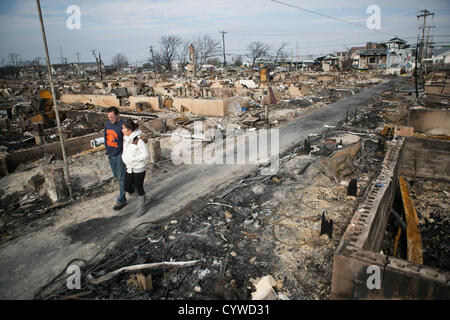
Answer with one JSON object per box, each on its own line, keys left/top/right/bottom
{"left": 385, "top": 37, "right": 412, "bottom": 67}
{"left": 426, "top": 49, "right": 450, "bottom": 64}
{"left": 384, "top": 37, "right": 414, "bottom": 74}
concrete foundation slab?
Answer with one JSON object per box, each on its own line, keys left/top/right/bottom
{"left": 331, "top": 138, "right": 450, "bottom": 299}
{"left": 129, "top": 96, "right": 160, "bottom": 111}
{"left": 408, "top": 109, "right": 450, "bottom": 136}
{"left": 61, "top": 94, "right": 120, "bottom": 108}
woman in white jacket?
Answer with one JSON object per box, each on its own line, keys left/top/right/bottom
{"left": 121, "top": 119, "right": 149, "bottom": 215}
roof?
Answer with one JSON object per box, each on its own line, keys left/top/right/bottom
{"left": 433, "top": 48, "right": 450, "bottom": 58}
{"left": 359, "top": 48, "right": 388, "bottom": 56}
{"left": 349, "top": 47, "right": 365, "bottom": 53}
{"left": 315, "top": 55, "right": 337, "bottom": 61}
{"left": 386, "top": 37, "right": 407, "bottom": 44}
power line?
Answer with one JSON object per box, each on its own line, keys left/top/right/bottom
{"left": 270, "top": 0, "right": 398, "bottom": 37}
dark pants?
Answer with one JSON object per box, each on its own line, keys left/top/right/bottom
{"left": 124, "top": 171, "right": 146, "bottom": 196}
{"left": 108, "top": 153, "right": 126, "bottom": 205}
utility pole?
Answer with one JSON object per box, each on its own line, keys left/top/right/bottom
{"left": 74, "top": 53, "right": 80, "bottom": 77}
{"left": 417, "top": 10, "right": 434, "bottom": 63}
{"left": 91, "top": 50, "right": 101, "bottom": 79}
{"left": 220, "top": 31, "right": 227, "bottom": 67}
{"left": 424, "top": 25, "right": 435, "bottom": 60}
{"left": 415, "top": 35, "right": 419, "bottom": 99}
{"left": 291, "top": 48, "right": 294, "bottom": 69}
{"left": 60, "top": 45, "right": 64, "bottom": 65}
{"left": 36, "top": 0, "right": 73, "bottom": 201}
{"left": 64, "top": 57, "right": 67, "bottom": 77}
{"left": 417, "top": 9, "right": 434, "bottom": 88}
{"left": 149, "top": 45, "right": 155, "bottom": 73}
{"left": 189, "top": 43, "right": 197, "bottom": 78}
{"left": 60, "top": 45, "right": 66, "bottom": 76}
{"left": 99, "top": 52, "right": 103, "bottom": 80}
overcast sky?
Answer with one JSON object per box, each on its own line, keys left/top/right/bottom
{"left": 1, "top": 0, "right": 449, "bottom": 66}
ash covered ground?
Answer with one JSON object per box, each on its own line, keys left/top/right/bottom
{"left": 38, "top": 94, "right": 395, "bottom": 300}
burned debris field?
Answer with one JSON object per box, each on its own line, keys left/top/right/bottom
{"left": 27, "top": 81, "right": 449, "bottom": 300}
{"left": 1, "top": 69, "right": 450, "bottom": 302}
{"left": 2, "top": 68, "right": 450, "bottom": 301}
{"left": 1, "top": 1, "right": 450, "bottom": 301}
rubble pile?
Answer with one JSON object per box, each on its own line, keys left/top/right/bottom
{"left": 0, "top": 176, "right": 52, "bottom": 243}
{"left": 412, "top": 179, "right": 450, "bottom": 271}
{"left": 0, "top": 67, "right": 387, "bottom": 178}
{"left": 2, "top": 58, "right": 448, "bottom": 300}
{"left": 36, "top": 87, "right": 401, "bottom": 300}
{"left": 383, "top": 178, "right": 450, "bottom": 271}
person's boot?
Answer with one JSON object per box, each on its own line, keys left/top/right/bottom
{"left": 137, "top": 195, "right": 146, "bottom": 215}
{"left": 113, "top": 202, "right": 126, "bottom": 211}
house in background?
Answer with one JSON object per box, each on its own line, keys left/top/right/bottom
{"left": 315, "top": 54, "right": 338, "bottom": 72}
{"left": 424, "top": 47, "right": 450, "bottom": 64}
{"left": 358, "top": 42, "right": 388, "bottom": 70}
{"left": 335, "top": 51, "right": 349, "bottom": 70}
{"left": 349, "top": 47, "right": 364, "bottom": 69}
{"left": 384, "top": 37, "right": 414, "bottom": 74}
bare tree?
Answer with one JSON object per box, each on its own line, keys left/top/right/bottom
{"left": 193, "top": 35, "right": 221, "bottom": 67}
{"left": 274, "top": 42, "right": 289, "bottom": 64}
{"left": 31, "top": 57, "right": 41, "bottom": 67}
{"left": 178, "top": 41, "right": 190, "bottom": 75}
{"left": 233, "top": 55, "right": 243, "bottom": 67}
{"left": 8, "top": 53, "right": 21, "bottom": 78}
{"left": 9, "top": 53, "right": 20, "bottom": 67}
{"left": 246, "top": 41, "right": 271, "bottom": 68}
{"left": 148, "top": 46, "right": 162, "bottom": 74}
{"left": 341, "top": 55, "right": 353, "bottom": 71}
{"left": 159, "top": 36, "right": 182, "bottom": 71}
{"left": 29, "top": 57, "right": 43, "bottom": 78}
{"left": 111, "top": 53, "right": 129, "bottom": 68}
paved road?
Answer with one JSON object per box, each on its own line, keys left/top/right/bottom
{"left": 0, "top": 79, "right": 398, "bottom": 299}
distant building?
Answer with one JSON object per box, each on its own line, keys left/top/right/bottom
{"left": 358, "top": 42, "right": 388, "bottom": 70}
{"left": 424, "top": 48, "right": 450, "bottom": 64}
{"left": 335, "top": 51, "right": 352, "bottom": 70}
{"left": 315, "top": 55, "right": 338, "bottom": 72}
{"left": 277, "top": 55, "right": 314, "bottom": 71}
{"left": 384, "top": 37, "right": 413, "bottom": 73}
{"left": 201, "top": 64, "right": 216, "bottom": 71}
{"left": 335, "top": 51, "right": 348, "bottom": 60}
{"left": 349, "top": 47, "right": 364, "bottom": 69}
{"left": 77, "top": 62, "right": 100, "bottom": 75}
{"left": 385, "top": 37, "right": 408, "bottom": 50}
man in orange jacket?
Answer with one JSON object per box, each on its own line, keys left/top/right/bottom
{"left": 105, "top": 107, "right": 127, "bottom": 210}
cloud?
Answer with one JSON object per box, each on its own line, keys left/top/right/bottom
{"left": 0, "top": 13, "right": 65, "bottom": 31}
{"left": 1, "top": 0, "right": 450, "bottom": 62}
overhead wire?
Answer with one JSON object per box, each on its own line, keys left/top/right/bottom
{"left": 270, "top": 0, "right": 399, "bottom": 37}
{"left": 66, "top": 4, "right": 450, "bottom": 65}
